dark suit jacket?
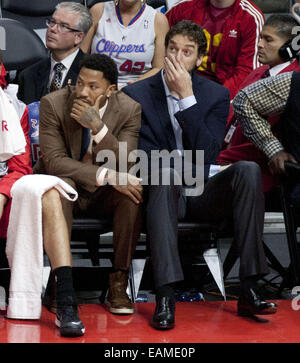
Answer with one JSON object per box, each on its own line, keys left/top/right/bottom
{"left": 123, "top": 71, "right": 230, "bottom": 181}
{"left": 37, "top": 85, "right": 141, "bottom": 194}
{"left": 17, "top": 49, "right": 85, "bottom": 105}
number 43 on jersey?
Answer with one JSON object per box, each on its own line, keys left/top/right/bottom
{"left": 120, "top": 60, "right": 145, "bottom": 73}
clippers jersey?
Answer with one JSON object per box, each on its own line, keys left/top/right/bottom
{"left": 91, "top": 1, "right": 156, "bottom": 87}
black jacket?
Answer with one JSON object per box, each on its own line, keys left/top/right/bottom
{"left": 17, "top": 49, "right": 85, "bottom": 105}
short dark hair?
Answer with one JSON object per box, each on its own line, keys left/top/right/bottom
{"left": 80, "top": 54, "right": 118, "bottom": 86}
{"left": 165, "top": 20, "right": 207, "bottom": 56}
{"left": 264, "top": 14, "right": 299, "bottom": 42}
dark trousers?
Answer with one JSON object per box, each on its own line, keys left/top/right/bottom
{"left": 146, "top": 161, "right": 269, "bottom": 289}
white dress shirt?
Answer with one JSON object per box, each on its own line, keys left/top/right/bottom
{"left": 48, "top": 49, "right": 80, "bottom": 89}
{"left": 269, "top": 60, "right": 293, "bottom": 77}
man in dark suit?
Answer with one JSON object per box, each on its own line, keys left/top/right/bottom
{"left": 37, "top": 53, "right": 142, "bottom": 334}
{"left": 18, "top": 2, "right": 92, "bottom": 104}
{"left": 123, "top": 20, "right": 277, "bottom": 330}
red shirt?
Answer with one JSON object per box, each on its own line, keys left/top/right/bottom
{"left": 199, "top": 3, "right": 235, "bottom": 82}
{"left": 166, "top": 0, "right": 264, "bottom": 99}
{"left": 0, "top": 65, "right": 32, "bottom": 238}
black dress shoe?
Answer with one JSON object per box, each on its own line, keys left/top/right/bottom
{"left": 151, "top": 296, "right": 175, "bottom": 330}
{"left": 238, "top": 288, "right": 277, "bottom": 317}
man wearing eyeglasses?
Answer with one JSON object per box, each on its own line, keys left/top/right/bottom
{"left": 18, "top": 2, "right": 92, "bottom": 105}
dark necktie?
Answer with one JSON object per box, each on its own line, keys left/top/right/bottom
{"left": 50, "top": 63, "right": 64, "bottom": 92}
{"left": 80, "top": 127, "right": 91, "bottom": 161}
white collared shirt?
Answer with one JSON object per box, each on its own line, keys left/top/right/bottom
{"left": 48, "top": 49, "right": 80, "bottom": 89}
{"left": 269, "top": 60, "right": 293, "bottom": 77}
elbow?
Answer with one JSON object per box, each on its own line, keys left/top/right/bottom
{"left": 232, "top": 90, "right": 247, "bottom": 118}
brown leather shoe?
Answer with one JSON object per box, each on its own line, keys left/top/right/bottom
{"left": 106, "top": 271, "right": 134, "bottom": 315}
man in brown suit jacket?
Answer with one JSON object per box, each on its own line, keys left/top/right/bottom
{"left": 38, "top": 54, "right": 142, "bottom": 332}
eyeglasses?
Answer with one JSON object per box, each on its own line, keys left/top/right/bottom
{"left": 46, "top": 18, "right": 82, "bottom": 33}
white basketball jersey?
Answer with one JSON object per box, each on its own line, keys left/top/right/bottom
{"left": 91, "top": 1, "right": 156, "bottom": 87}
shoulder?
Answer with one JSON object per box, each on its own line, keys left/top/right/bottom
{"left": 167, "top": 0, "right": 195, "bottom": 12}
{"left": 90, "top": 2, "right": 105, "bottom": 23}
{"left": 241, "top": 65, "right": 269, "bottom": 85}
{"left": 166, "top": 0, "right": 197, "bottom": 18}
{"left": 235, "top": 0, "right": 264, "bottom": 27}
{"left": 112, "top": 90, "right": 142, "bottom": 111}
{"left": 154, "top": 10, "right": 169, "bottom": 28}
{"left": 193, "top": 72, "right": 229, "bottom": 98}
{"left": 90, "top": 2, "right": 105, "bottom": 19}
{"left": 19, "top": 58, "right": 49, "bottom": 78}
{"left": 122, "top": 76, "right": 153, "bottom": 98}
{"left": 40, "top": 87, "right": 75, "bottom": 112}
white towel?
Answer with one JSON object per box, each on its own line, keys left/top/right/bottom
{"left": 0, "top": 86, "right": 26, "bottom": 162}
{"left": 6, "top": 174, "right": 78, "bottom": 320}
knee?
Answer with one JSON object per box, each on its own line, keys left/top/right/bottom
{"left": 232, "top": 161, "right": 261, "bottom": 180}
{"left": 229, "top": 161, "right": 263, "bottom": 196}
{"left": 148, "top": 168, "right": 181, "bottom": 194}
{"left": 42, "top": 188, "right": 62, "bottom": 211}
{"left": 158, "top": 168, "right": 181, "bottom": 186}
{"left": 115, "top": 190, "right": 142, "bottom": 212}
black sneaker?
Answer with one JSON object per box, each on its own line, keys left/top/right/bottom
{"left": 55, "top": 298, "right": 85, "bottom": 337}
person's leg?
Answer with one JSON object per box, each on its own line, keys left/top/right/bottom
{"left": 146, "top": 168, "right": 186, "bottom": 290}
{"left": 42, "top": 177, "right": 76, "bottom": 313}
{"left": 42, "top": 188, "right": 84, "bottom": 337}
{"left": 86, "top": 185, "right": 142, "bottom": 314}
{"left": 145, "top": 168, "right": 186, "bottom": 329}
{"left": 42, "top": 188, "right": 72, "bottom": 269}
{"left": 188, "top": 161, "right": 277, "bottom": 316}
{"left": 108, "top": 188, "right": 142, "bottom": 315}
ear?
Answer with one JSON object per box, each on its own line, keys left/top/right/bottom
{"left": 196, "top": 54, "right": 204, "bottom": 68}
{"left": 106, "top": 84, "right": 116, "bottom": 98}
{"left": 74, "top": 32, "right": 85, "bottom": 46}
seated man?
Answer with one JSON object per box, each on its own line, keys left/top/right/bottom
{"left": 166, "top": 0, "right": 264, "bottom": 99}
{"left": 37, "top": 54, "right": 142, "bottom": 318}
{"left": 123, "top": 20, "right": 277, "bottom": 330}
{"left": 233, "top": 71, "right": 300, "bottom": 207}
{"left": 17, "top": 2, "right": 92, "bottom": 104}
{"left": 0, "top": 54, "right": 84, "bottom": 338}
{"left": 218, "top": 14, "right": 300, "bottom": 197}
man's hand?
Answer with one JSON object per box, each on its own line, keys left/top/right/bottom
{"left": 70, "top": 94, "right": 105, "bottom": 135}
{"left": 164, "top": 55, "right": 193, "bottom": 99}
{"left": 268, "top": 150, "right": 298, "bottom": 175}
{"left": 0, "top": 194, "right": 8, "bottom": 220}
{"left": 107, "top": 170, "right": 143, "bottom": 205}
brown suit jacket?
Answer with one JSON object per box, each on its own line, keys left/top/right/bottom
{"left": 38, "top": 86, "right": 141, "bottom": 193}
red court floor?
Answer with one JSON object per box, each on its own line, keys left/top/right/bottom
{"left": 0, "top": 300, "right": 299, "bottom": 343}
